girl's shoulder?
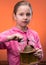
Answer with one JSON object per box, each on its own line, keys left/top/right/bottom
{"left": 0, "top": 27, "right": 16, "bottom": 36}
{"left": 28, "top": 28, "right": 39, "bottom": 38}
{"left": 0, "top": 27, "right": 23, "bottom": 36}
{"left": 28, "top": 28, "right": 38, "bottom": 35}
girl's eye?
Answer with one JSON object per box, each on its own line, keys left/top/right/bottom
{"left": 26, "top": 13, "right": 31, "bottom": 16}
{"left": 19, "top": 13, "right": 24, "bottom": 16}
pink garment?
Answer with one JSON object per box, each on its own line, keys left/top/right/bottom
{"left": 0, "top": 27, "right": 43, "bottom": 65}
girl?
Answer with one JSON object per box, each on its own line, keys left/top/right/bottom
{"left": 0, "top": 0, "right": 43, "bottom": 65}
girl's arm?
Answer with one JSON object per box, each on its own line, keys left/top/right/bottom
{"left": 0, "top": 36, "right": 7, "bottom": 49}
{"left": 34, "top": 43, "right": 43, "bottom": 60}
{"left": 0, "top": 32, "right": 9, "bottom": 49}
{"left": 33, "top": 33, "right": 43, "bottom": 61}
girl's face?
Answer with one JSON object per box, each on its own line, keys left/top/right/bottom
{"left": 14, "top": 5, "right": 32, "bottom": 27}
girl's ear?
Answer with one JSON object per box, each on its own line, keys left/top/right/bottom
{"left": 13, "top": 13, "right": 16, "bottom": 21}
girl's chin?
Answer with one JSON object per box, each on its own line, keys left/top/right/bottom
{"left": 21, "top": 23, "right": 28, "bottom": 27}
{"left": 21, "top": 25, "right": 27, "bottom": 27}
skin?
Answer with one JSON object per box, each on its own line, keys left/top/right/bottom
{"left": 13, "top": 5, "right": 32, "bottom": 31}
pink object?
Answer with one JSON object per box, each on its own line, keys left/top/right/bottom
{"left": 0, "top": 27, "right": 43, "bottom": 65}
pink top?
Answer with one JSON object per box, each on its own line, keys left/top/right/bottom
{"left": 0, "top": 27, "right": 43, "bottom": 65}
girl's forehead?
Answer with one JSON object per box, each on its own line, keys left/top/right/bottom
{"left": 16, "top": 5, "right": 32, "bottom": 13}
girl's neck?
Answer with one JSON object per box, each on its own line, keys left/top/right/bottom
{"left": 16, "top": 25, "right": 28, "bottom": 32}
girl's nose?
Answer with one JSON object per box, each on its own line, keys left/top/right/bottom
{"left": 24, "top": 15, "right": 27, "bottom": 20}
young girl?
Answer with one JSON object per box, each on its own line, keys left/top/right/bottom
{"left": 0, "top": 0, "right": 43, "bottom": 65}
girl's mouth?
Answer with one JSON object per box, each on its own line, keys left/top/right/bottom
{"left": 23, "top": 21, "right": 28, "bottom": 23}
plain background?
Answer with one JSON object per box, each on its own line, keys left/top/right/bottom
{"left": 0, "top": 0, "right": 46, "bottom": 61}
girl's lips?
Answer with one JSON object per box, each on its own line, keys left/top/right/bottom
{"left": 23, "top": 21, "right": 28, "bottom": 23}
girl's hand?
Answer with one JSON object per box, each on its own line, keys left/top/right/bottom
{"left": 7, "top": 33, "right": 23, "bottom": 41}
{"left": 7, "top": 34, "right": 17, "bottom": 40}
{"left": 33, "top": 49, "right": 43, "bottom": 59}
